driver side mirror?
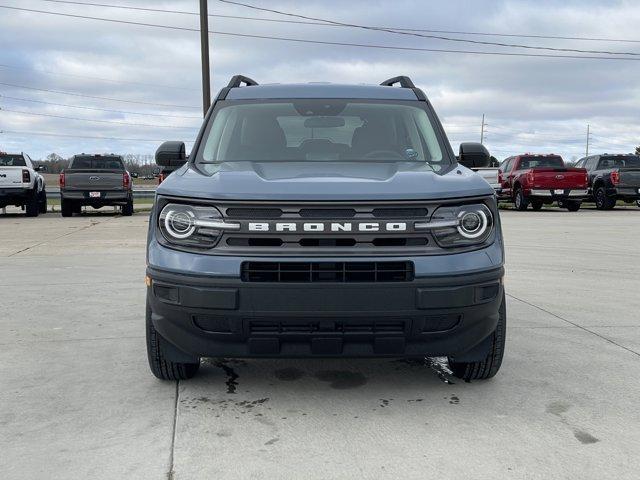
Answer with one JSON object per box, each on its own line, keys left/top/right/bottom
{"left": 156, "top": 141, "right": 187, "bottom": 167}
{"left": 458, "top": 142, "right": 491, "bottom": 169}
{"left": 35, "top": 165, "right": 47, "bottom": 172}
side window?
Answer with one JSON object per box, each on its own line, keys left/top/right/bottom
{"left": 588, "top": 157, "right": 599, "bottom": 170}
{"left": 500, "top": 158, "right": 512, "bottom": 173}
{"left": 574, "top": 158, "right": 584, "bottom": 168}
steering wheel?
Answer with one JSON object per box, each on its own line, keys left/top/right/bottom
{"left": 363, "top": 150, "right": 405, "bottom": 160}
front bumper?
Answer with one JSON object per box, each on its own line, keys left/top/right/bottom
{"left": 147, "top": 265, "right": 504, "bottom": 359}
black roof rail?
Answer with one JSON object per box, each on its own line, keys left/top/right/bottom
{"left": 227, "top": 75, "right": 258, "bottom": 88}
{"left": 217, "top": 75, "right": 259, "bottom": 101}
{"left": 380, "top": 75, "right": 427, "bottom": 101}
{"left": 380, "top": 76, "right": 416, "bottom": 89}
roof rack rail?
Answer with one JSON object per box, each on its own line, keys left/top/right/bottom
{"left": 227, "top": 75, "right": 258, "bottom": 88}
{"left": 380, "top": 76, "right": 416, "bottom": 89}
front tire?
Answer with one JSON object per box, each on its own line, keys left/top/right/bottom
{"left": 25, "top": 188, "right": 39, "bottom": 217}
{"left": 122, "top": 199, "right": 134, "bottom": 216}
{"left": 565, "top": 200, "right": 581, "bottom": 212}
{"left": 514, "top": 188, "right": 528, "bottom": 211}
{"left": 61, "top": 199, "right": 73, "bottom": 217}
{"left": 448, "top": 293, "right": 506, "bottom": 381}
{"left": 146, "top": 301, "right": 200, "bottom": 380}
{"left": 38, "top": 190, "right": 48, "bottom": 214}
{"left": 531, "top": 199, "right": 543, "bottom": 211}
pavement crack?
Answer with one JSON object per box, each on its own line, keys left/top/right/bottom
{"left": 7, "top": 217, "right": 113, "bottom": 257}
{"left": 507, "top": 293, "right": 640, "bottom": 358}
{"left": 168, "top": 380, "right": 179, "bottom": 480}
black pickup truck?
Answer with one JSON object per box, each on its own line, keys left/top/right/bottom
{"left": 574, "top": 153, "right": 640, "bottom": 209}
{"left": 59, "top": 154, "right": 134, "bottom": 216}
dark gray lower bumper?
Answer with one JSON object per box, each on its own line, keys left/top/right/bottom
{"left": 147, "top": 266, "right": 504, "bottom": 359}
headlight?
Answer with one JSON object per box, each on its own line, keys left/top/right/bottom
{"left": 417, "top": 203, "right": 494, "bottom": 248}
{"left": 158, "top": 203, "right": 239, "bottom": 248}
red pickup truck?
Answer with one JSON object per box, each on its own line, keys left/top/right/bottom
{"left": 499, "top": 154, "right": 588, "bottom": 211}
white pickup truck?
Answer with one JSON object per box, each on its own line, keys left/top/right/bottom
{"left": 472, "top": 167, "right": 501, "bottom": 194}
{"left": 0, "top": 152, "right": 47, "bottom": 216}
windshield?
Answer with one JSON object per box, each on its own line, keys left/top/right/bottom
{"left": 519, "top": 156, "right": 564, "bottom": 169}
{"left": 71, "top": 156, "right": 124, "bottom": 170}
{"left": 599, "top": 156, "right": 640, "bottom": 168}
{"left": 0, "top": 155, "right": 27, "bottom": 167}
{"left": 198, "top": 100, "right": 449, "bottom": 168}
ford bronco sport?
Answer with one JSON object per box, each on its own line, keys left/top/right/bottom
{"left": 146, "top": 75, "right": 506, "bottom": 381}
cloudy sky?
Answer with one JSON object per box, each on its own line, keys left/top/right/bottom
{"left": 1, "top": 0, "right": 639, "bottom": 161}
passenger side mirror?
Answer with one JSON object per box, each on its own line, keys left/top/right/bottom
{"left": 156, "top": 141, "right": 187, "bottom": 167}
{"left": 458, "top": 143, "right": 491, "bottom": 169}
{"left": 35, "top": 165, "right": 47, "bottom": 172}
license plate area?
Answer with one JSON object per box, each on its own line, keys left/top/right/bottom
{"left": 89, "top": 191, "right": 101, "bottom": 198}
{"left": 554, "top": 189, "right": 565, "bottom": 195}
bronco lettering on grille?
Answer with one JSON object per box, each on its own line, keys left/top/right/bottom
{"left": 247, "top": 222, "right": 407, "bottom": 233}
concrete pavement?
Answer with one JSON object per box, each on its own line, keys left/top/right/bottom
{"left": 1, "top": 208, "right": 639, "bottom": 479}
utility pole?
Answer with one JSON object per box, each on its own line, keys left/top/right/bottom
{"left": 199, "top": 0, "right": 211, "bottom": 117}
{"left": 586, "top": 124, "right": 590, "bottom": 157}
{"left": 480, "top": 114, "right": 486, "bottom": 144}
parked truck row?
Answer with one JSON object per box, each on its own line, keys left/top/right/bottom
{"left": 473, "top": 152, "right": 640, "bottom": 211}
{"left": 3, "top": 150, "right": 639, "bottom": 219}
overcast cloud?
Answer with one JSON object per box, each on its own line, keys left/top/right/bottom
{"left": 0, "top": 0, "right": 639, "bottom": 161}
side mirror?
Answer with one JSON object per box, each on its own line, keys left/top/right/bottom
{"left": 458, "top": 142, "right": 491, "bottom": 169}
{"left": 156, "top": 141, "right": 187, "bottom": 167}
{"left": 130, "top": 172, "right": 139, "bottom": 178}
{"left": 35, "top": 165, "right": 47, "bottom": 172}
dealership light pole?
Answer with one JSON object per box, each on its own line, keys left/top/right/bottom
{"left": 585, "top": 124, "right": 590, "bottom": 157}
{"left": 200, "top": 0, "right": 211, "bottom": 117}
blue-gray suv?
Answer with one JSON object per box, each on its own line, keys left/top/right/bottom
{"left": 146, "top": 75, "right": 506, "bottom": 381}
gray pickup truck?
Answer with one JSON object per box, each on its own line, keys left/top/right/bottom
{"left": 60, "top": 154, "right": 133, "bottom": 216}
{"left": 145, "top": 75, "right": 505, "bottom": 382}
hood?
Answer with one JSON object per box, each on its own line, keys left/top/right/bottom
{"left": 157, "top": 161, "right": 494, "bottom": 201}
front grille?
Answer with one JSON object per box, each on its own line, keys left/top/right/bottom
{"left": 248, "top": 318, "right": 407, "bottom": 334}
{"left": 216, "top": 201, "right": 440, "bottom": 255}
{"left": 241, "top": 261, "right": 414, "bottom": 283}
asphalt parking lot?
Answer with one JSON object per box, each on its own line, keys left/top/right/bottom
{"left": 1, "top": 208, "right": 639, "bottom": 480}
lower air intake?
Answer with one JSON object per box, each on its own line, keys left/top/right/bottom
{"left": 241, "top": 261, "right": 414, "bottom": 283}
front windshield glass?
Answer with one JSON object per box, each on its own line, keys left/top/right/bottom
{"left": 198, "top": 100, "right": 448, "bottom": 168}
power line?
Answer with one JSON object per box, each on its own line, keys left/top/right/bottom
{"left": 2, "top": 5, "right": 640, "bottom": 62}
{"left": 35, "top": 0, "right": 640, "bottom": 45}
{"left": 1, "top": 108, "right": 198, "bottom": 129}
{"left": 0, "top": 95, "right": 201, "bottom": 119}
{"left": 219, "top": 0, "right": 640, "bottom": 57}
{"left": 0, "top": 81, "right": 199, "bottom": 109}
{"left": 1, "top": 129, "right": 193, "bottom": 143}
{"left": 0, "top": 64, "right": 197, "bottom": 92}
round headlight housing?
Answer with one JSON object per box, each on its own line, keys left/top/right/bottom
{"left": 458, "top": 210, "right": 489, "bottom": 239}
{"left": 429, "top": 203, "right": 494, "bottom": 248}
{"left": 158, "top": 203, "right": 233, "bottom": 249}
